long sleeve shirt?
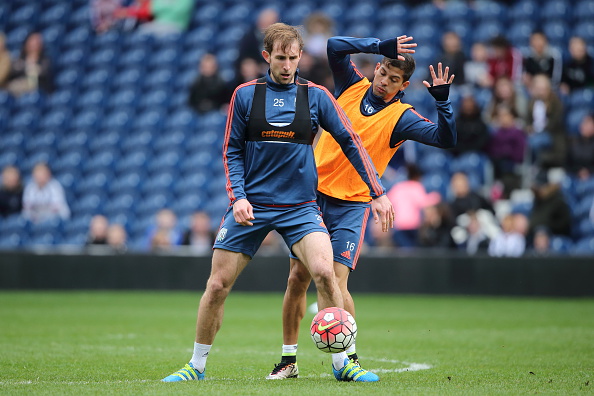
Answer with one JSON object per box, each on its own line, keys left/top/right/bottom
{"left": 223, "top": 71, "right": 385, "bottom": 206}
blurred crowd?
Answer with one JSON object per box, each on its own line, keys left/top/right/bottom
{"left": 0, "top": 0, "right": 593, "bottom": 256}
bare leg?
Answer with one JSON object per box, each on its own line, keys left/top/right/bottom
{"left": 282, "top": 258, "right": 311, "bottom": 345}
{"left": 291, "top": 232, "right": 343, "bottom": 310}
{"left": 334, "top": 262, "right": 355, "bottom": 317}
{"left": 195, "top": 248, "right": 250, "bottom": 344}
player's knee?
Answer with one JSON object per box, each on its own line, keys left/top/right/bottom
{"left": 205, "top": 276, "right": 232, "bottom": 299}
{"left": 309, "top": 266, "right": 335, "bottom": 289}
{"left": 288, "top": 265, "right": 311, "bottom": 290}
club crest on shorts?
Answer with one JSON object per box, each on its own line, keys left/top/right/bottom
{"left": 216, "top": 227, "right": 228, "bottom": 242}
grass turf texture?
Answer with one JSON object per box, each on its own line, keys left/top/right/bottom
{"left": 0, "top": 292, "right": 593, "bottom": 395}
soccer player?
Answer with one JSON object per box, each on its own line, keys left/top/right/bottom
{"left": 162, "top": 23, "right": 394, "bottom": 382}
{"left": 267, "top": 36, "right": 457, "bottom": 381}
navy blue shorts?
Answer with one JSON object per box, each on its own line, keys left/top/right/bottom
{"left": 289, "top": 192, "right": 371, "bottom": 270}
{"left": 213, "top": 202, "right": 329, "bottom": 259}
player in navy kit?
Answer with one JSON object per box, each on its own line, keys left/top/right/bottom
{"left": 162, "top": 23, "right": 394, "bottom": 381}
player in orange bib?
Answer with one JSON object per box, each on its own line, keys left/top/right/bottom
{"left": 267, "top": 35, "right": 457, "bottom": 381}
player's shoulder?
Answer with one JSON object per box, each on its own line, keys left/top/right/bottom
{"left": 233, "top": 78, "right": 261, "bottom": 95}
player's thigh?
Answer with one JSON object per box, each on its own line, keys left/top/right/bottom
{"left": 209, "top": 248, "right": 251, "bottom": 289}
{"left": 291, "top": 232, "right": 334, "bottom": 278}
{"left": 213, "top": 205, "right": 273, "bottom": 258}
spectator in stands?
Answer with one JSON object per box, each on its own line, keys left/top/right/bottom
{"left": 6, "top": 32, "right": 53, "bottom": 96}
{"left": 90, "top": 0, "right": 123, "bottom": 33}
{"left": 107, "top": 223, "right": 128, "bottom": 253}
{"left": 136, "top": 0, "right": 193, "bottom": 36}
{"left": 418, "top": 203, "right": 455, "bottom": 249}
{"left": 451, "top": 210, "right": 491, "bottom": 255}
{"left": 522, "top": 31, "right": 562, "bottom": 88}
{"left": 303, "top": 12, "right": 334, "bottom": 59}
{"left": 387, "top": 164, "right": 441, "bottom": 248}
{"left": 181, "top": 211, "right": 216, "bottom": 255}
{"left": 366, "top": 217, "right": 396, "bottom": 252}
{"left": 524, "top": 73, "right": 566, "bottom": 169}
{"left": 486, "top": 35, "right": 522, "bottom": 85}
{"left": 464, "top": 41, "right": 492, "bottom": 89}
{"left": 85, "top": 214, "right": 109, "bottom": 245}
{"left": 232, "top": 57, "right": 262, "bottom": 87}
{"left": 0, "top": 165, "right": 23, "bottom": 217}
{"left": 449, "top": 171, "right": 494, "bottom": 219}
{"left": 113, "top": 0, "right": 152, "bottom": 30}
{"left": 450, "top": 95, "right": 490, "bottom": 157}
{"left": 488, "top": 213, "right": 526, "bottom": 257}
{"left": 236, "top": 7, "right": 279, "bottom": 76}
{"left": 529, "top": 174, "right": 572, "bottom": 239}
{"left": 0, "top": 32, "right": 11, "bottom": 89}
{"left": 435, "top": 31, "right": 466, "bottom": 86}
{"left": 528, "top": 226, "right": 552, "bottom": 256}
{"left": 296, "top": 50, "right": 332, "bottom": 90}
{"left": 188, "top": 53, "right": 231, "bottom": 114}
{"left": 566, "top": 113, "right": 594, "bottom": 181}
{"left": 487, "top": 105, "right": 526, "bottom": 199}
{"left": 483, "top": 76, "right": 528, "bottom": 126}
{"left": 145, "top": 208, "right": 181, "bottom": 250}
{"left": 22, "top": 162, "right": 70, "bottom": 223}
{"left": 560, "top": 36, "right": 594, "bottom": 95}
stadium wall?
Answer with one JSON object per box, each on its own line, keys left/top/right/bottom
{"left": 1, "top": 251, "right": 593, "bottom": 296}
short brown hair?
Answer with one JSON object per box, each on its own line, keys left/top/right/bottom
{"left": 263, "top": 23, "right": 304, "bottom": 55}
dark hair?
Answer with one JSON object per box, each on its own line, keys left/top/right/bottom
{"left": 382, "top": 53, "right": 416, "bottom": 82}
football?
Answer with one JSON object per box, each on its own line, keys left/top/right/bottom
{"left": 310, "top": 307, "right": 357, "bottom": 353}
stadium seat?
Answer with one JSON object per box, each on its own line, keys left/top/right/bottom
{"left": 134, "top": 192, "right": 172, "bottom": 217}
{"left": 77, "top": 88, "right": 107, "bottom": 111}
{"left": 575, "top": 179, "right": 594, "bottom": 199}
{"left": 418, "top": 150, "right": 452, "bottom": 175}
{"left": 174, "top": 172, "right": 209, "bottom": 195}
{"left": 76, "top": 169, "right": 112, "bottom": 195}
{"left": 442, "top": 1, "right": 472, "bottom": 23}
{"left": 142, "top": 170, "right": 176, "bottom": 194}
{"left": 573, "top": 21, "right": 594, "bottom": 41}
{"left": 153, "top": 130, "right": 186, "bottom": 153}
{"left": 542, "top": 20, "right": 570, "bottom": 47}
{"left": 82, "top": 150, "right": 116, "bottom": 174}
{"left": 7, "top": 3, "right": 39, "bottom": 31}
{"left": 138, "top": 88, "right": 171, "bottom": 112}
{"left": 344, "top": 1, "right": 376, "bottom": 24}
{"left": 421, "top": 171, "right": 449, "bottom": 198}
{"left": 566, "top": 108, "right": 591, "bottom": 135}
{"left": 88, "top": 130, "right": 120, "bottom": 153}
{"left": 165, "top": 108, "right": 198, "bottom": 130}
{"left": 219, "top": 2, "right": 253, "bottom": 25}
{"left": 573, "top": 236, "right": 594, "bottom": 255}
{"left": 172, "top": 192, "right": 206, "bottom": 217}
{"left": 450, "top": 152, "right": 494, "bottom": 186}
{"left": 25, "top": 130, "right": 57, "bottom": 153}
{"left": 192, "top": 3, "right": 223, "bottom": 26}
{"left": 146, "top": 150, "right": 181, "bottom": 173}
{"left": 114, "top": 150, "right": 148, "bottom": 174}
{"left": 568, "top": 88, "right": 594, "bottom": 109}
{"left": 8, "top": 109, "right": 40, "bottom": 130}
{"left": 0, "top": 151, "right": 20, "bottom": 170}
{"left": 574, "top": 0, "right": 594, "bottom": 22}
{"left": 148, "top": 47, "right": 180, "bottom": 71}
{"left": 474, "top": 21, "right": 504, "bottom": 44}
{"left": 541, "top": 0, "right": 571, "bottom": 22}
{"left": 103, "top": 191, "right": 138, "bottom": 216}
{"left": 102, "top": 109, "right": 135, "bottom": 131}
{"left": 143, "top": 69, "right": 175, "bottom": 89}
{"left": 52, "top": 150, "right": 84, "bottom": 174}
{"left": 62, "top": 25, "right": 92, "bottom": 48}
{"left": 39, "top": 3, "right": 70, "bottom": 28}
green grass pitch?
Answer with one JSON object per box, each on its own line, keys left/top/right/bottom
{"left": 0, "top": 291, "right": 593, "bottom": 395}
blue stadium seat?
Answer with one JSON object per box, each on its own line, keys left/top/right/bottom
{"left": 506, "top": 20, "right": 536, "bottom": 48}
{"left": 55, "top": 168, "right": 81, "bottom": 195}
{"left": 141, "top": 170, "right": 176, "bottom": 194}
{"left": 344, "top": 23, "right": 374, "bottom": 39}
{"left": 344, "top": 1, "right": 376, "bottom": 24}
{"left": 442, "top": 1, "right": 473, "bottom": 23}
{"left": 76, "top": 169, "right": 112, "bottom": 194}
{"left": 153, "top": 130, "right": 186, "bottom": 153}
{"left": 8, "top": 109, "right": 40, "bottom": 130}
{"left": 165, "top": 108, "right": 198, "bottom": 130}
{"left": 81, "top": 68, "right": 111, "bottom": 90}
{"left": 138, "top": 88, "right": 171, "bottom": 111}
{"left": 62, "top": 213, "right": 93, "bottom": 237}
{"left": 40, "top": 107, "right": 72, "bottom": 130}
{"left": 143, "top": 69, "right": 175, "bottom": 89}
{"left": 103, "top": 191, "right": 138, "bottom": 216}
{"left": 575, "top": 179, "right": 594, "bottom": 199}
{"left": 148, "top": 149, "right": 182, "bottom": 172}
{"left": 573, "top": 236, "right": 594, "bottom": 254}
{"left": 148, "top": 47, "right": 180, "bottom": 70}
{"left": 172, "top": 192, "right": 206, "bottom": 217}
{"left": 185, "top": 25, "right": 216, "bottom": 49}
{"left": 180, "top": 150, "right": 214, "bottom": 175}
{"left": 0, "top": 129, "right": 26, "bottom": 151}
{"left": 542, "top": 20, "right": 570, "bottom": 47}
{"left": 474, "top": 21, "right": 504, "bottom": 43}
{"left": 219, "top": 2, "right": 253, "bottom": 25}
{"left": 77, "top": 88, "right": 107, "bottom": 111}
{"left": 114, "top": 150, "right": 148, "bottom": 174}
{"left": 102, "top": 109, "right": 135, "bottom": 130}
{"left": 121, "top": 129, "right": 154, "bottom": 153}
{"left": 418, "top": 150, "right": 452, "bottom": 175}
{"left": 474, "top": 0, "right": 507, "bottom": 22}
{"left": 421, "top": 171, "right": 449, "bottom": 197}
{"left": 574, "top": 0, "right": 594, "bottom": 22}
{"left": 39, "top": 3, "right": 70, "bottom": 27}
{"left": 25, "top": 130, "right": 57, "bottom": 153}
{"left": 88, "top": 130, "right": 120, "bottom": 153}
{"left": 192, "top": 3, "right": 223, "bottom": 26}
{"left": 0, "top": 151, "right": 20, "bottom": 170}
{"left": 450, "top": 152, "right": 494, "bottom": 186}
{"left": 82, "top": 151, "right": 116, "bottom": 174}
{"left": 132, "top": 110, "right": 166, "bottom": 130}
{"left": 87, "top": 47, "right": 117, "bottom": 69}
{"left": 541, "top": 0, "right": 571, "bottom": 22}
{"left": 573, "top": 21, "right": 594, "bottom": 41}
{"left": 509, "top": 0, "right": 540, "bottom": 22}
{"left": 62, "top": 25, "right": 92, "bottom": 49}
{"left": 409, "top": 3, "right": 443, "bottom": 24}
{"left": 577, "top": 218, "right": 594, "bottom": 239}
{"left": 568, "top": 88, "right": 594, "bottom": 109}
{"left": 378, "top": 4, "right": 409, "bottom": 27}
{"left": 71, "top": 109, "right": 103, "bottom": 130}
{"left": 21, "top": 150, "right": 56, "bottom": 174}
{"left": 106, "top": 88, "right": 139, "bottom": 110}
{"left": 52, "top": 150, "right": 84, "bottom": 174}
{"left": 109, "top": 170, "right": 144, "bottom": 196}
{"left": 7, "top": 3, "right": 39, "bottom": 31}
{"left": 6, "top": 25, "right": 30, "bottom": 49}
{"left": 112, "top": 68, "right": 143, "bottom": 88}
{"left": 134, "top": 192, "right": 172, "bottom": 217}
{"left": 174, "top": 172, "right": 209, "bottom": 195}
{"left": 566, "top": 108, "right": 591, "bottom": 135}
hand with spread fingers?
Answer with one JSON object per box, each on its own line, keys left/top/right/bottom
{"left": 378, "top": 35, "right": 417, "bottom": 61}
{"left": 423, "top": 62, "right": 455, "bottom": 87}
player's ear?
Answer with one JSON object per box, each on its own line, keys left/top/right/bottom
{"left": 262, "top": 50, "right": 271, "bottom": 64}
{"left": 400, "top": 80, "right": 410, "bottom": 91}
